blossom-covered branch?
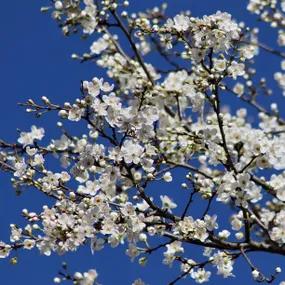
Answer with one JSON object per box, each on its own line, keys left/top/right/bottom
{"left": 2, "top": 0, "right": 285, "bottom": 284}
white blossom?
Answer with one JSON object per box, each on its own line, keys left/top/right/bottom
{"left": 18, "top": 125, "right": 45, "bottom": 146}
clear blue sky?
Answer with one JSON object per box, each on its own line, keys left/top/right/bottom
{"left": 0, "top": 1, "right": 284, "bottom": 284}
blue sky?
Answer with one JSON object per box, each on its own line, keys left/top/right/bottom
{"left": 0, "top": 0, "right": 284, "bottom": 284}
